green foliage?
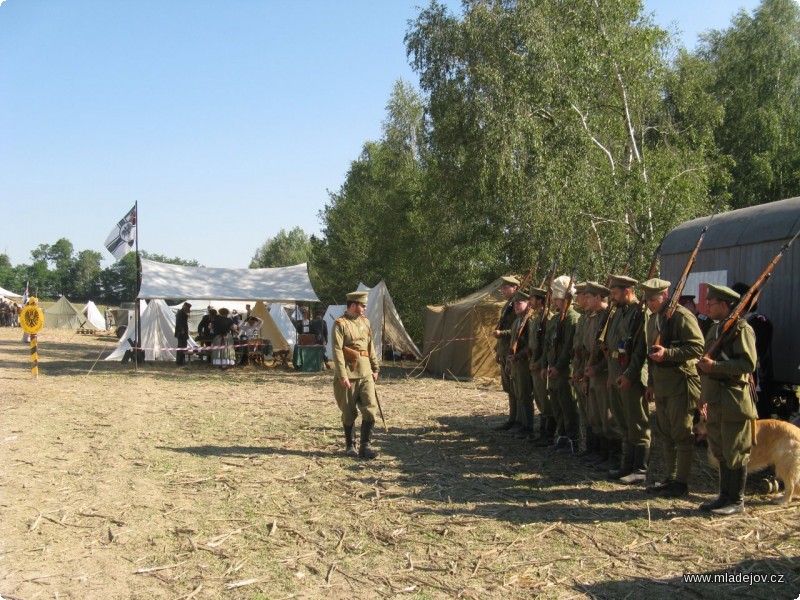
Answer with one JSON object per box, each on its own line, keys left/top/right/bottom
{"left": 249, "top": 227, "right": 312, "bottom": 269}
{"left": 140, "top": 251, "right": 200, "bottom": 267}
{"left": 697, "top": 0, "right": 800, "bottom": 207}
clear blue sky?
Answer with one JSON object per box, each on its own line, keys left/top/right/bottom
{"left": 0, "top": 0, "right": 764, "bottom": 270}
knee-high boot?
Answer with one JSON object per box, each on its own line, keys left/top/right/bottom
{"left": 358, "top": 421, "right": 378, "bottom": 459}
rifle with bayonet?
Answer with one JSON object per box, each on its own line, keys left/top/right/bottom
{"left": 653, "top": 203, "right": 720, "bottom": 348}
{"left": 531, "top": 255, "right": 560, "bottom": 365}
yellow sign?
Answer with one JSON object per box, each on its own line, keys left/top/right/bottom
{"left": 21, "top": 305, "right": 45, "bottom": 334}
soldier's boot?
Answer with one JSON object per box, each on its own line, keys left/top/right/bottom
{"left": 619, "top": 445, "right": 649, "bottom": 485}
{"left": 343, "top": 424, "right": 358, "bottom": 457}
{"left": 516, "top": 403, "right": 536, "bottom": 439}
{"left": 534, "top": 416, "right": 556, "bottom": 447}
{"left": 608, "top": 443, "right": 634, "bottom": 480}
{"left": 595, "top": 438, "right": 620, "bottom": 470}
{"left": 358, "top": 421, "right": 378, "bottom": 460}
{"left": 529, "top": 415, "right": 547, "bottom": 444}
{"left": 583, "top": 435, "right": 608, "bottom": 465}
{"left": 495, "top": 393, "right": 518, "bottom": 430}
{"left": 576, "top": 427, "right": 595, "bottom": 458}
{"left": 699, "top": 466, "right": 730, "bottom": 512}
{"left": 659, "top": 446, "right": 693, "bottom": 497}
{"left": 711, "top": 467, "right": 746, "bottom": 516}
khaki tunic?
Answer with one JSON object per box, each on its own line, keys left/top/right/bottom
{"left": 509, "top": 312, "right": 534, "bottom": 421}
{"left": 496, "top": 300, "right": 517, "bottom": 398}
{"left": 572, "top": 309, "right": 589, "bottom": 421}
{"left": 646, "top": 303, "right": 704, "bottom": 482}
{"left": 701, "top": 318, "right": 758, "bottom": 469}
{"left": 332, "top": 314, "right": 380, "bottom": 426}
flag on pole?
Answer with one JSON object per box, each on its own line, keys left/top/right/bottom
{"left": 104, "top": 205, "right": 137, "bottom": 260}
{"left": 21, "top": 281, "right": 29, "bottom": 305}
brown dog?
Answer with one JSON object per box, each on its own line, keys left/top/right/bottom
{"left": 696, "top": 419, "right": 800, "bottom": 504}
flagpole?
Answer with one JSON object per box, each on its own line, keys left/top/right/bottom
{"left": 134, "top": 200, "right": 141, "bottom": 372}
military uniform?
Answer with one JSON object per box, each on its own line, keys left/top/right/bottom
{"left": 333, "top": 291, "right": 380, "bottom": 458}
{"left": 642, "top": 279, "right": 704, "bottom": 497}
{"left": 543, "top": 275, "right": 580, "bottom": 449}
{"left": 571, "top": 283, "right": 589, "bottom": 452}
{"left": 581, "top": 282, "right": 619, "bottom": 467}
{"left": 698, "top": 284, "right": 757, "bottom": 515}
{"left": 495, "top": 276, "right": 520, "bottom": 428}
{"left": 508, "top": 291, "right": 534, "bottom": 436}
{"left": 605, "top": 275, "right": 650, "bottom": 483}
{"left": 528, "top": 290, "right": 554, "bottom": 444}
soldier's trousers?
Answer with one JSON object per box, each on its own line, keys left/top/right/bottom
{"left": 653, "top": 391, "right": 695, "bottom": 482}
{"left": 333, "top": 377, "right": 378, "bottom": 426}
{"left": 588, "top": 374, "right": 619, "bottom": 439}
{"left": 500, "top": 359, "right": 519, "bottom": 422}
{"left": 549, "top": 375, "right": 578, "bottom": 440}
{"left": 573, "top": 379, "right": 588, "bottom": 429}
{"left": 706, "top": 402, "right": 752, "bottom": 470}
{"left": 531, "top": 368, "right": 551, "bottom": 419}
{"left": 511, "top": 361, "right": 533, "bottom": 428}
{"left": 608, "top": 380, "right": 650, "bottom": 447}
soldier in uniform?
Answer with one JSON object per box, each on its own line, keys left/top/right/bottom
{"left": 507, "top": 290, "right": 535, "bottom": 438}
{"left": 581, "top": 281, "right": 618, "bottom": 468}
{"left": 332, "top": 291, "right": 381, "bottom": 459}
{"left": 642, "top": 279, "right": 704, "bottom": 498}
{"left": 605, "top": 275, "right": 650, "bottom": 484}
{"left": 696, "top": 284, "right": 758, "bottom": 515}
{"left": 541, "top": 275, "right": 580, "bottom": 452}
{"left": 571, "top": 282, "right": 590, "bottom": 455}
{"left": 492, "top": 276, "right": 520, "bottom": 430}
{"left": 528, "top": 287, "right": 554, "bottom": 445}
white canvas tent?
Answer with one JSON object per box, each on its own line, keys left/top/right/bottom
{"left": 44, "top": 296, "right": 87, "bottom": 329}
{"left": 106, "top": 299, "right": 198, "bottom": 361}
{"left": 249, "top": 301, "right": 293, "bottom": 352}
{"left": 138, "top": 259, "right": 319, "bottom": 302}
{"left": 83, "top": 301, "right": 107, "bottom": 330}
{"left": 0, "top": 285, "right": 22, "bottom": 300}
{"left": 323, "top": 281, "right": 421, "bottom": 360}
{"left": 270, "top": 303, "right": 298, "bottom": 350}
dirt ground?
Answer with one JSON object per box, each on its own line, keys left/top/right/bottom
{"left": 1, "top": 328, "right": 798, "bottom": 600}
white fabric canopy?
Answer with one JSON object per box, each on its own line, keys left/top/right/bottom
{"left": 0, "top": 286, "right": 22, "bottom": 299}
{"left": 138, "top": 259, "right": 319, "bottom": 303}
{"left": 106, "top": 299, "right": 198, "bottom": 361}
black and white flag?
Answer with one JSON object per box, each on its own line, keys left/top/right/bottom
{"left": 104, "top": 205, "right": 137, "bottom": 260}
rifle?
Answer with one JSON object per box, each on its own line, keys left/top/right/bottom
{"left": 518, "top": 260, "right": 539, "bottom": 294}
{"left": 532, "top": 255, "right": 560, "bottom": 363}
{"left": 653, "top": 204, "right": 720, "bottom": 348}
{"left": 552, "top": 265, "right": 577, "bottom": 361}
{"left": 621, "top": 240, "right": 663, "bottom": 369}
{"left": 704, "top": 228, "right": 799, "bottom": 361}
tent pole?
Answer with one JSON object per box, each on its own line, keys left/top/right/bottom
{"left": 134, "top": 200, "right": 141, "bottom": 372}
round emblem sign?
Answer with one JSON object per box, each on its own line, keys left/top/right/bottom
{"left": 21, "top": 305, "right": 45, "bottom": 334}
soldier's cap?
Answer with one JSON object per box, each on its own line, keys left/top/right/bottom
{"left": 575, "top": 281, "right": 588, "bottom": 293}
{"left": 550, "top": 275, "right": 576, "bottom": 300}
{"left": 705, "top": 284, "right": 740, "bottom": 304}
{"left": 529, "top": 286, "right": 547, "bottom": 299}
{"left": 640, "top": 278, "right": 671, "bottom": 300}
{"left": 584, "top": 281, "right": 610, "bottom": 297}
{"left": 346, "top": 291, "right": 369, "bottom": 305}
{"left": 500, "top": 275, "right": 520, "bottom": 287}
{"left": 608, "top": 274, "right": 638, "bottom": 289}
{"left": 512, "top": 290, "right": 529, "bottom": 302}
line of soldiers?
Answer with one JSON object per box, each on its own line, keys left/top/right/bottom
{"left": 494, "top": 274, "right": 759, "bottom": 516}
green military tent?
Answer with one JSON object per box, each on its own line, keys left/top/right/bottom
{"left": 44, "top": 296, "right": 87, "bottom": 329}
{"left": 423, "top": 278, "right": 505, "bottom": 380}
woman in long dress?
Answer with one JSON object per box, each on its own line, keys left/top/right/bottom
{"left": 212, "top": 308, "right": 238, "bottom": 368}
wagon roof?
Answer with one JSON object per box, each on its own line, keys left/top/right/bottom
{"left": 661, "top": 197, "right": 800, "bottom": 255}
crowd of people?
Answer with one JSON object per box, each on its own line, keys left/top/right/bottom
{"left": 0, "top": 297, "right": 21, "bottom": 327}
{"left": 490, "top": 273, "right": 774, "bottom": 517}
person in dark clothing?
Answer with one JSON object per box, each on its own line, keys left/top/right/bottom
{"left": 731, "top": 282, "right": 774, "bottom": 418}
{"left": 309, "top": 309, "right": 330, "bottom": 368}
{"left": 174, "top": 302, "right": 191, "bottom": 366}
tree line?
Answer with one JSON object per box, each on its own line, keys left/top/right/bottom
{"left": 3, "top": 1, "right": 798, "bottom": 340}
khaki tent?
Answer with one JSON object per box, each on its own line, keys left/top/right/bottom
{"left": 423, "top": 278, "right": 505, "bottom": 379}
{"left": 250, "top": 301, "right": 292, "bottom": 352}
{"left": 44, "top": 296, "right": 87, "bottom": 329}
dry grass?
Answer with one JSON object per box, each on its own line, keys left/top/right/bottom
{"left": 0, "top": 327, "right": 798, "bottom": 600}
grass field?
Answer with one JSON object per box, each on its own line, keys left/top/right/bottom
{"left": 1, "top": 327, "right": 797, "bottom": 599}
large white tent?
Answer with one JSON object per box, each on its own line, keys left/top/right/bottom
{"left": 83, "top": 301, "right": 107, "bottom": 330}
{"left": 323, "top": 281, "right": 421, "bottom": 360}
{"left": 138, "top": 259, "right": 319, "bottom": 302}
{"left": 0, "top": 286, "right": 22, "bottom": 300}
{"left": 106, "top": 299, "right": 198, "bottom": 362}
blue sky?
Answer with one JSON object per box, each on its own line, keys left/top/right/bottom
{"left": 0, "top": 0, "right": 764, "bottom": 271}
